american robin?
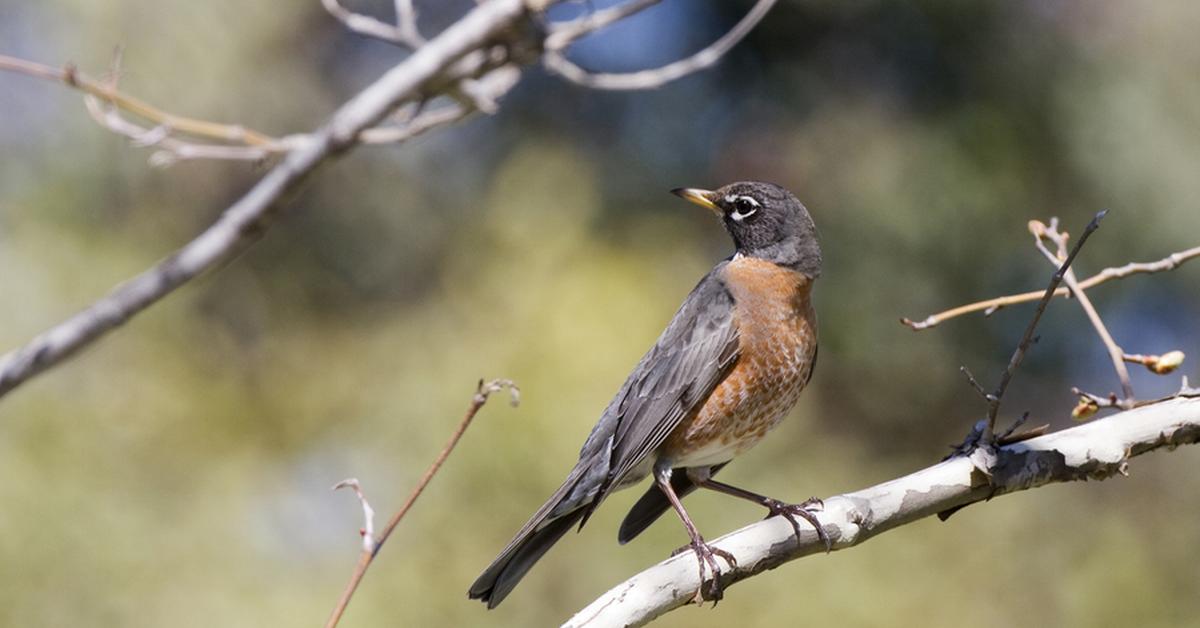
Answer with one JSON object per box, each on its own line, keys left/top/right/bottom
{"left": 469, "top": 181, "right": 824, "bottom": 608}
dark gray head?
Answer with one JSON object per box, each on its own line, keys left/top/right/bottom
{"left": 672, "top": 181, "right": 822, "bottom": 277}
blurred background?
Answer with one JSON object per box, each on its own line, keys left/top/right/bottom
{"left": 1, "top": 0, "right": 1199, "bottom": 626}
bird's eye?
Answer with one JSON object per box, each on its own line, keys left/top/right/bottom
{"left": 729, "top": 196, "right": 760, "bottom": 221}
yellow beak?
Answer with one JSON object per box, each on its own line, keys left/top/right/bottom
{"left": 671, "top": 187, "right": 721, "bottom": 216}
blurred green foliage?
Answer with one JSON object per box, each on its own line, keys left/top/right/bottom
{"left": 1, "top": 0, "right": 1199, "bottom": 626}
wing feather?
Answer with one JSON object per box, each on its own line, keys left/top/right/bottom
{"left": 578, "top": 264, "right": 740, "bottom": 518}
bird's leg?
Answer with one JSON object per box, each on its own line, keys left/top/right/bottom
{"left": 691, "top": 474, "right": 831, "bottom": 552}
{"left": 654, "top": 466, "right": 736, "bottom": 605}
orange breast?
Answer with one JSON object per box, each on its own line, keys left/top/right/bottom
{"left": 660, "top": 256, "right": 817, "bottom": 468}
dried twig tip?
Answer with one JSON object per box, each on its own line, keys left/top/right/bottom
{"left": 333, "top": 478, "right": 376, "bottom": 552}
{"left": 478, "top": 377, "right": 520, "bottom": 407}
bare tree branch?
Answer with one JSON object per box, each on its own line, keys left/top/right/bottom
{"left": 544, "top": 0, "right": 777, "bottom": 90}
{"left": 0, "top": 0, "right": 535, "bottom": 400}
{"left": 565, "top": 394, "right": 1200, "bottom": 628}
{"left": 0, "top": 0, "right": 781, "bottom": 400}
{"left": 901, "top": 244, "right": 1200, "bottom": 331}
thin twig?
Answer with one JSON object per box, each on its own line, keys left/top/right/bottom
{"left": 543, "top": 0, "right": 777, "bottom": 90}
{"left": 359, "top": 100, "right": 470, "bottom": 144}
{"left": 358, "top": 63, "right": 521, "bottom": 144}
{"left": 1033, "top": 219, "right": 1134, "bottom": 402}
{"left": 958, "top": 366, "right": 992, "bottom": 403}
{"left": 979, "top": 212, "right": 1107, "bottom": 442}
{"left": 545, "top": 0, "right": 663, "bottom": 50}
{"left": 901, "top": 245, "right": 1200, "bottom": 330}
{"left": 0, "top": 53, "right": 279, "bottom": 148}
{"left": 325, "top": 379, "right": 519, "bottom": 628}
{"left": 81, "top": 91, "right": 289, "bottom": 165}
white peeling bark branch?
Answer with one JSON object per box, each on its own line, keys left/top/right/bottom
{"left": 0, "top": 0, "right": 532, "bottom": 399}
{"left": 565, "top": 395, "right": 1200, "bottom": 628}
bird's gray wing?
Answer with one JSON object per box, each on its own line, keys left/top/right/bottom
{"left": 572, "top": 264, "right": 740, "bottom": 524}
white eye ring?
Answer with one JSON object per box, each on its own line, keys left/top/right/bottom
{"left": 726, "top": 195, "right": 760, "bottom": 221}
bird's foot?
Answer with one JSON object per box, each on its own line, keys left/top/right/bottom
{"left": 763, "top": 496, "right": 831, "bottom": 552}
{"left": 672, "top": 536, "right": 737, "bottom": 605}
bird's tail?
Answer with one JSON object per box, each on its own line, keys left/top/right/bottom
{"left": 468, "top": 507, "right": 586, "bottom": 608}
{"left": 469, "top": 466, "right": 596, "bottom": 608}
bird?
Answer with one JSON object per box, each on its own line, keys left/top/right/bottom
{"left": 469, "top": 181, "right": 825, "bottom": 608}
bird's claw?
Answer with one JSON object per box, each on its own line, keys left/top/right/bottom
{"left": 764, "top": 496, "right": 831, "bottom": 552}
{"left": 674, "top": 537, "right": 736, "bottom": 605}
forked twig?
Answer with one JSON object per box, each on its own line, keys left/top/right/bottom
{"left": 325, "top": 379, "right": 519, "bottom": 628}
{"left": 1031, "top": 219, "right": 1134, "bottom": 404}
{"left": 976, "top": 212, "right": 1107, "bottom": 442}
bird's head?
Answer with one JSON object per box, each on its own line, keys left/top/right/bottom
{"left": 672, "top": 181, "right": 822, "bottom": 278}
